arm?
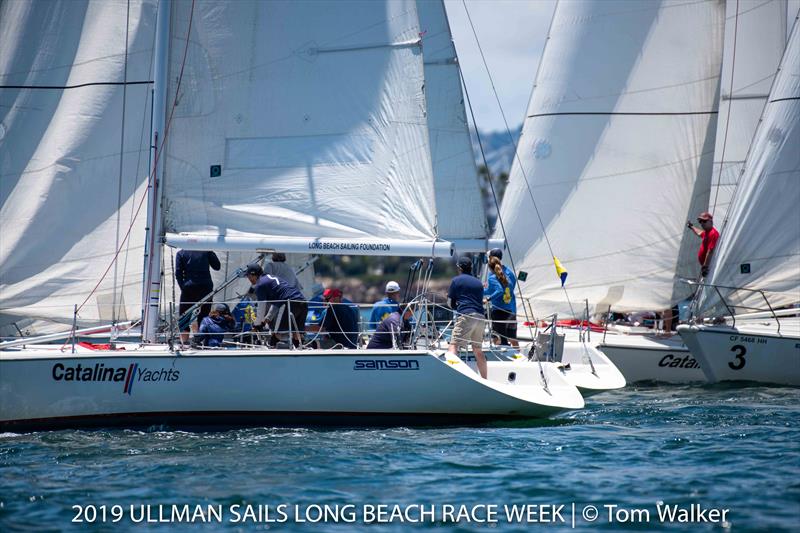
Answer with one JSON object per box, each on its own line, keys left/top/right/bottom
{"left": 686, "top": 221, "right": 702, "bottom": 238}
{"left": 208, "top": 251, "right": 221, "bottom": 271}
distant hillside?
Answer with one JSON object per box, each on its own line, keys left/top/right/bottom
{"left": 470, "top": 126, "right": 521, "bottom": 229}
{"left": 470, "top": 126, "right": 521, "bottom": 177}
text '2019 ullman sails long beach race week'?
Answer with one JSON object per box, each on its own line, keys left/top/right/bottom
{"left": 1, "top": 0, "right": 798, "bottom": 531}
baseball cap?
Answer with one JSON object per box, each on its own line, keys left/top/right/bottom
{"left": 457, "top": 256, "right": 472, "bottom": 273}
{"left": 697, "top": 211, "right": 713, "bottom": 221}
{"left": 385, "top": 281, "right": 401, "bottom": 293}
{"left": 489, "top": 248, "right": 503, "bottom": 259}
{"left": 211, "top": 303, "right": 230, "bottom": 314}
{"left": 245, "top": 264, "right": 263, "bottom": 277}
{"left": 323, "top": 288, "right": 343, "bottom": 300}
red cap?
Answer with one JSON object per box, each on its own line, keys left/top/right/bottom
{"left": 697, "top": 211, "right": 713, "bottom": 221}
{"left": 323, "top": 288, "right": 343, "bottom": 300}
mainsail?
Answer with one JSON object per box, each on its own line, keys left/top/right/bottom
{"left": 0, "top": 0, "right": 155, "bottom": 333}
{"left": 161, "top": 0, "right": 448, "bottom": 255}
{"left": 710, "top": 0, "right": 789, "bottom": 224}
{"left": 497, "top": 0, "right": 725, "bottom": 316}
{"left": 699, "top": 18, "right": 800, "bottom": 315}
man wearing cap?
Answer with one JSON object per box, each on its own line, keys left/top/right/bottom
{"left": 320, "top": 288, "right": 359, "bottom": 349}
{"left": 368, "top": 281, "right": 403, "bottom": 330}
{"left": 245, "top": 264, "right": 307, "bottom": 348}
{"left": 175, "top": 249, "right": 221, "bottom": 344}
{"left": 687, "top": 212, "right": 720, "bottom": 277}
{"left": 447, "top": 256, "right": 488, "bottom": 378}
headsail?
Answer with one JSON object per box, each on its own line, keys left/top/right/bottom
{"left": 417, "top": 0, "right": 487, "bottom": 250}
{"left": 699, "top": 19, "right": 800, "bottom": 315}
{"left": 161, "top": 0, "right": 447, "bottom": 256}
{"left": 709, "top": 0, "right": 788, "bottom": 223}
{"left": 0, "top": 0, "right": 155, "bottom": 333}
{"left": 497, "top": 0, "right": 725, "bottom": 316}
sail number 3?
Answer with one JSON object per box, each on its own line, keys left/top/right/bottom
{"left": 728, "top": 345, "right": 747, "bottom": 370}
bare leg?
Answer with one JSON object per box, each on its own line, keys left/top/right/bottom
{"left": 180, "top": 332, "right": 189, "bottom": 344}
{"left": 473, "top": 346, "right": 487, "bottom": 379}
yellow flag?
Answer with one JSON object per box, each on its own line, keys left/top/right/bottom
{"left": 553, "top": 256, "right": 568, "bottom": 287}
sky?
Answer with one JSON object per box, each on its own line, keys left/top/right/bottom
{"left": 444, "top": 0, "right": 556, "bottom": 132}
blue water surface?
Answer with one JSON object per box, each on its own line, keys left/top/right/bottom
{"left": 1, "top": 385, "right": 798, "bottom": 532}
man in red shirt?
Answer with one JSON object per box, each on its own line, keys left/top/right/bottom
{"left": 687, "top": 211, "right": 720, "bottom": 277}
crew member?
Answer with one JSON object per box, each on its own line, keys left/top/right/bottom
{"left": 447, "top": 256, "right": 488, "bottom": 378}
{"left": 175, "top": 249, "right": 221, "bottom": 345}
{"left": 687, "top": 211, "right": 720, "bottom": 277}
{"left": 198, "top": 303, "right": 235, "bottom": 348}
{"left": 320, "top": 288, "right": 359, "bottom": 349}
{"left": 368, "top": 281, "right": 402, "bottom": 329}
{"left": 484, "top": 248, "right": 518, "bottom": 347}
{"left": 245, "top": 264, "right": 307, "bottom": 348}
{"left": 263, "top": 252, "right": 304, "bottom": 293}
{"left": 367, "top": 304, "right": 414, "bottom": 350}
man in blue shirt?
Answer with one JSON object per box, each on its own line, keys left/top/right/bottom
{"left": 368, "top": 281, "right": 402, "bottom": 329}
{"left": 198, "top": 303, "right": 235, "bottom": 347}
{"left": 175, "top": 249, "right": 221, "bottom": 344}
{"left": 367, "top": 303, "right": 414, "bottom": 350}
{"left": 447, "top": 256, "right": 488, "bottom": 378}
{"left": 246, "top": 264, "right": 307, "bottom": 348}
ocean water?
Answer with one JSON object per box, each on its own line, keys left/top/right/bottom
{"left": 1, "top": 385, "right": 798, "bottom": 532}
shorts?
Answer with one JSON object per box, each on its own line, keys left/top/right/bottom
{"left": 273, "top": 300, "right": 308, "bottom": 335}
{"left": 451, "top": 313, "right": 485, "bottom": 348}
{"left": 491, "top": 308, "right": 517, "bottom": 345}
{"left": 179, "top": 285, "right": 213, "bottom": 331}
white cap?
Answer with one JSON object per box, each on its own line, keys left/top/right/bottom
{"left": 385, "top": 281, "right": 401, "bottom": 293}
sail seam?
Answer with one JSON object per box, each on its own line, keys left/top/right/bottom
{"left": 0, "top": 81, "right": 152, "bottom": 90}
{"left": 527, "top": 110, "right": 717, "bottom": 118}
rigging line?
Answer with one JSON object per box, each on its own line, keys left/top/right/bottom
{"left": 456, "top": 53, "right": 541, "bottom": 331}
{"left": 77, "top": 0, "right": 197, "bottom": 315}
{"left": 113, "top": 0, "right": 132, "bottom": 324}
{"left": 461, "top": 0, "right": 576, "bottom": 319}
{"left": 528, "top": 110, "right": 718, "bottom": 118}
{"left": 711, "top": 0, "right": 740, "bottom": 216}
{"left": 769, "top": 97, "right": 800, "bottom": 103}
{"left": 0, "top": 80, "right": 152, "bottom": 89}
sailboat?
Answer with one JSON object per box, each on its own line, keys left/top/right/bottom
{"left": 0, "top": 0, "right": 584, "bottom": 430}
{"left": 497, "top": 0, "right": 727, "bottom": 385}
{"left": 677, "top": 16, "right": 800, "bottom": 386}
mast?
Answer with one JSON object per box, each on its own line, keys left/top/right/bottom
{"left": 141, "top": 0, "right": 171, "bottom": 342}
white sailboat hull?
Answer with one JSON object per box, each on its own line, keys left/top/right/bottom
{"left": 597, "top": 335, "right": 705, "bottom": 384}
{"left": 0, "top": 346, "right": 584, "bottom": 431}
{"left": 677, "top": 325, "right": 800, "bottom": 386}
{"left": 489, "top": 340, "right": 626, "bottom": 395}
{"left": 558, "top": 342, "right": 626, "bottom": 394}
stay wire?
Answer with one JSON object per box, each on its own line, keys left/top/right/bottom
{"left": 460, "top": 0, "right": 576, "bottom": 319}
{"left": 710, "top": 0, "right": 740, "bottom": 216}
{"left": 112, "top": 0, "right": 132, "bottom": 324}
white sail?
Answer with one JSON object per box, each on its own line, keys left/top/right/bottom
{"left": 417, "top": 0, "right": 487, "bottom": 247}
{"left": 0, "top": 0, "right": 155, "bottom": 333}
{"left": 700, "top": 19, "right": 800, "bottom": 315}
{"left": 709, "top": 0, "right": 788, "bottom": 223}
{"left": 498, "top": 0, "right": 725, "bottom": 316}
{"left": 161, "top": 0, "right": 442, "bottom": 253}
